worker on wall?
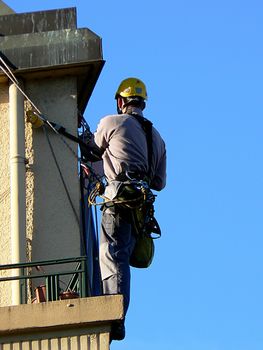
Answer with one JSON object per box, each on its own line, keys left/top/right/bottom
{"left": 87, "top": 77, "right": 167, "bottom": 341}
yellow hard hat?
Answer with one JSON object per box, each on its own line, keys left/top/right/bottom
{"left": 115, "top": 77, "right": 148, "bottom": 100}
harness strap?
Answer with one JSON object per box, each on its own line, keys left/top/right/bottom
{"left": 130, "top": 113, "right": 153, "bottom": 180}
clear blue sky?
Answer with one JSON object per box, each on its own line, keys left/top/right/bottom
{"left": 6, "top": 1, "right": 263, "bottom": 349}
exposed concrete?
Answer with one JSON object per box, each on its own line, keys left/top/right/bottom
{"left": 0, "top": 78, "right": 81, "bottom": 300}
{"left": 0, "top": 7, "right": 76, "bottom": 36}
{"left": 0, "top": 295, "right": 124, "bottom": 349}
{"left": 0, "top": 295, "right": 124, "bottom": 334}
{"left": 0, "top": 6, "right": 104, "bottom": 304}
{"left": 0, "top": 29, "right": 102, "bottom": 69}
{"left": 0, "top": 0, "right": 15, "bottom": 15}
{"left": 24, "top": 76, "right": 81, "bottom": 265}
{"left": 0, "top": 5, "right": 122, "bottom": 349}
{"left": 0, "top": 8, "right": 104, "bottom": 113}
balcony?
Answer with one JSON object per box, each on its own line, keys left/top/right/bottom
{"left": 0, "top": 257, "right": 124, "bottom": 349}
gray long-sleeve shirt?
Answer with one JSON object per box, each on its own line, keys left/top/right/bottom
{"left": 94, "top": 107, "right": 166, "bottom": 191}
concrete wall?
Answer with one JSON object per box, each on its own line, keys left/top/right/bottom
{"left": 0, "top": 76, "right": 82, "bottom": 306}
{"left": 24, "top": 76, "right": 81, "bottom": 264}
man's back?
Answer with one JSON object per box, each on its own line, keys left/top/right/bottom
{"left": 94, "top": 109, "right": 166, "bottom": 190}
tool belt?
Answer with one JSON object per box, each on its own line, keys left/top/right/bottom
{"left": 88, "top": 179, "right": 161, "bottom": 268}
{"left": 115, "top": 181, "right": 159, "bottom": 232}
{"left": 89, "top": 179, "right": 161, "bottom": 238}
{"left": 114, "top": 181, "right": 161, "bottom": 269}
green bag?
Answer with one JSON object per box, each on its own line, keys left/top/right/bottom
{"left": 130, "top": 232, "right": 154, "bottom": 268}
{"left": 129, "top": 200, "right": 161, "bottom": 269}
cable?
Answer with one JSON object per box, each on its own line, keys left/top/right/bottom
{"left": 1, "top": 56, "right": 102, "bottom": 251}
{"left": 0, "top": 56, "right": 18, "bottom": 84}
{"left": 94, "top": 205, "right": 99, "bottom": 243}
{"left": 0, "top": 56, "right": 41, "bottom": 114}
{"left": 43, "top": 127, "right": 87, "bottom": 249}
{"left": 0, "top": 56, "right": 79, "bottom": 160}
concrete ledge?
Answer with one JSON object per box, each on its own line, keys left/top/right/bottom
{"left": 0, "top": 28, "right": 102, "bottom": 70}
{"left": 0, "top": 6, "right": 104, "bottom": 112}
{"left": 0, "top": 295, "right": 124, "bottom": 335}
{"left": 0, "top": 8, "right": 77, "bottom": 36}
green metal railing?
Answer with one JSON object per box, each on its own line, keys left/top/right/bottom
{"left": 0, "top": 256, "right": 89, "bottom": 304}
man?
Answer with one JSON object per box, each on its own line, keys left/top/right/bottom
{"left": 91, "top": 77, "right": 166, "bottom": 340}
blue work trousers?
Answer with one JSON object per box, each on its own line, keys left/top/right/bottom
{"left": 99, "top": 205, "right": 136, "bottom": 315}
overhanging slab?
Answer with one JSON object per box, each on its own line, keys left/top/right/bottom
{"left": 0, "top": 6, "right": 104, "bottom": 113}
{"left": 0, "top": 27, "right": 104, "bottom": 112}
{"left": 0, "top": 28, "right": 102, "bottom": 69}
{"left": 0, "top": 7, "right": 77, "bottom": 36}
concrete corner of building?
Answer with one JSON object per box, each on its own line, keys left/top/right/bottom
{"left": 0, "top": 295, "right": 124, "bottom": 349}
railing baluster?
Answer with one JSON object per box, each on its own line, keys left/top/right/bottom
{"left": 46, "top": 276, "right": 50, "bottom": 302}
{"left": 0, "top": 256, "right": 88, "bottom": 303}
{"left": 54, "top": 275, "right": 59, "bottom": 301}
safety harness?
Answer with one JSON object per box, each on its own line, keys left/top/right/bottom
{"left": 130, "top": 112, "right": 153, "bottom": 181}
{"left": 127, "top": 113, "right": 161, "bottom": 237}
{"left": 86, "top": 112, "right": 161, "bottom": 268}
{"left": 127, "top": 113, "right": 161, "bottom": 268}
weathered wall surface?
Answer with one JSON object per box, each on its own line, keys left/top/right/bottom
{"left": 0, "top": 4, "right": 103, "bottom": 307}
{"left": 0, "top": 76, "right": 81, "bottom": 305}
{"left": 25, "top": 76, "right": 81, "bottom": 264}
{"left": 0, "top": 295, "right": 124, "bottom": 350}
{"left": 0, "top": 82, "right": 12, "bottom": 305}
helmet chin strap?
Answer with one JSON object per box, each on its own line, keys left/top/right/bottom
{"left": 116, "top": 100, "right": 123, "bottom": 114}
